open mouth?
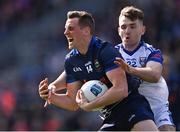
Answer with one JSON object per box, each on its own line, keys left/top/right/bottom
{"left": 68, "top": 38, "right": 74, "bottom": 42}
{"left": 125, "top": 36, "right": 130, "bottom": 40}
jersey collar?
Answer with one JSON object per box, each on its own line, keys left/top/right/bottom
{"left": 122, "top": 41, "right": 144, "bottom": 56}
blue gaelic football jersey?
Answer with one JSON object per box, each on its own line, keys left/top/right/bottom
{"left": 65, "top": 36, "right": 121, "bottom": 88}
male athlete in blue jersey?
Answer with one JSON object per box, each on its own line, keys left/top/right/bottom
{"left": 38, "top": 11, "right": 158, "bottom": 131}
{"left": 114, "top": 6, "right": 175, "bottom": 131}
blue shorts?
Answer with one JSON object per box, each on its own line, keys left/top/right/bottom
{"left": 99, "top": 90, "right": 154, "bottom": 131}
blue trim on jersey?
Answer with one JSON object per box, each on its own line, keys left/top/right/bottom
{"left": 147, "top": 50, "right": 163, "bottom": 65}
{"left": 105, "top": 64, "right": 119, "bottom": 72}
{"left": 121, "top": 41, "right": 144, "bottom": 56}
{"left": 114, "top": 44, "right": 121, "bottom": 49}
{"left": 148, "top": 58, "right": 163, "bottom": 64}
{"left": 114, "top": 44, "right": 123, "bottom": 53}
{"left": 66, "top": 78, "right": 77, "bottom": 83}
{"left": 142, "top": 42, "right": 157, "bottom": 53}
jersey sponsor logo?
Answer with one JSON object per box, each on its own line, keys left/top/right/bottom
{"left": 139, "top": 57, "right": 146, "bottom": 67}
{"left": 73, "top": 67, "right": 82, "bottom": 72}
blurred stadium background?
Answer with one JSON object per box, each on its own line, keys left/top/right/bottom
{"left": 0, "top": 0, "right": 179, "bottom": 130}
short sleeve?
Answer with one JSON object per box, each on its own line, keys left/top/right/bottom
{"left": 99, "top": 44, "right": 122, "bottom": 72}
{"left": 147, "top": 49, "right": 163, "bottom": 64}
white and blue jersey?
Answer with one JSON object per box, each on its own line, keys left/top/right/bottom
{"left": 115, "top": 41, "right": 174, "bottom": 128}
{"left": 64, "top": 37, "right": 154, "bottom": 130}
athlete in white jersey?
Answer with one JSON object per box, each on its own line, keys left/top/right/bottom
{"left": 114, "top": 6, "right": 175, "bottom": 131}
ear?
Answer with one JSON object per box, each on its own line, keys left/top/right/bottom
{"left": 141, "top": 25, "right": 146, "bottom": 35}
{"left": 83, "top": 27, "right": 91, "bottom": 35}
{"left": 118, "top": 27, "right": 121, "bottom": 36}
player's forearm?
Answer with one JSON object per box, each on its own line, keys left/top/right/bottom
{"left": 50, "top": 93, "right": 79, "bottom": 111}
{"left": 49, "top": 74, "right": 67, "bottom": 92}
{"left": 90, "top": 86, "right": 128, "bottom": 109}
{"left": 131, "top": 67, "right": 161, "bottom": 83}
{"left": 90, "top": 67, "right": 128, "bottom": 109}
{"left": 49, "top": 82, "right": 66, "bottom": 92}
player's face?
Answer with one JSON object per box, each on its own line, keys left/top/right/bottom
{"left": 118, "top": 16, "right": 145, "bottom": 47}
{"left": 64, "top": 18, "right": 85, "bottom": 50}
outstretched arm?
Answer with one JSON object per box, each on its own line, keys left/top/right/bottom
{"left": 115, "top": 57, "right": 162, "bottom": 83}
{"left": 49, "top": 81, "right": 82, "bottom": 111}
{"left": 39, "top": 71, "right": 67, "bottom": 107}
{"left": 38, "top": 71, "right": 83, "bottom": 111}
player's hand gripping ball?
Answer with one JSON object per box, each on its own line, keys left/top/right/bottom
{"left": 81, "top": 80, "right": 108, "bottom": 111}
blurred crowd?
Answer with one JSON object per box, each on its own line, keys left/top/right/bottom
{"left": 0, "top": 0, "right": 180, "bottom": 130}
{"left": 0, "top": 0, "right": 67, "bottom": 37}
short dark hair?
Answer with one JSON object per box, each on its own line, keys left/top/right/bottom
{"left": 120, "top": 6, "right": 144, "bottom": 22}
{"left": 67, "top": 11, "right": 95, "bottom": 34}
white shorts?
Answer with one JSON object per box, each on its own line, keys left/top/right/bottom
{"left": 153, "top": 103, "right": 175, "bottom": 128}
